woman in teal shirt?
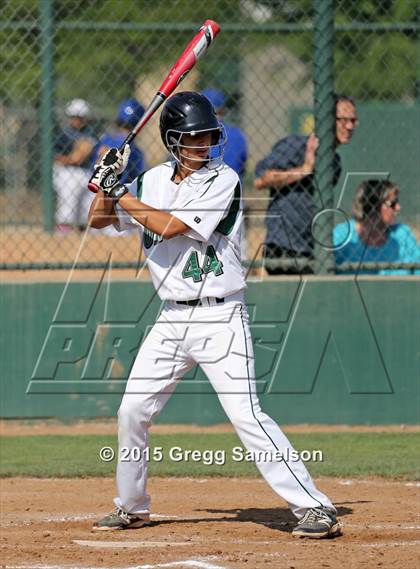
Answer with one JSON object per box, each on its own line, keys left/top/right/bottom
{"left": 333, "top": 179, "right": 420, "bottom": 275}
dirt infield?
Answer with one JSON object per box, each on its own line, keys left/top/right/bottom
{"left": 1, "top": 477, "right": 419, "bottom": 569}
{"left": 2, "top": 422, "right": 419, "bottom": 567}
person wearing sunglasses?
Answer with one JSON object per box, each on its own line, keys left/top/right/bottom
{"left": 333, "top": 179, "right": 420, "bottom": 275}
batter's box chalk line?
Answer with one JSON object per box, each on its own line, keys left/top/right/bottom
{"left": 346, "top": 523, "right": 420, "bottom": 530}
{"left": 74, "top": 539, "right": 194, "bottom": 548}
{"left": 338, "top": 479, "right": 420, "bottom": 487}
{"left": 74, "top": 538, "right": 272, "bottom": 548}
{"left": 5, "top": 559, "right": 229, "bottom": 569}
{"left": 358, "top": 540, "right": 420, "bottom": 548}
{"left": 44, "top": 514, "right": 96, "bottom": 522}
{"left": 43, "top": 513, "right": 181, "bottom": 522}
{"left": 132, "top": 561, "right": 229, "bottom": 569}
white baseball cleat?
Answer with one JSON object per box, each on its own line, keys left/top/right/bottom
{"left": 292, "top": 507, "right": 342, "bottom": 538}
{"left": 92, "top": 507, "right": 150, "bottom": 531}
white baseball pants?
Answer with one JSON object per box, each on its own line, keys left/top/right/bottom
{"left": 53, "top": 163, "right": 94, "bottom": 226}
{"left": 114, "top": 292, "right": 335, "bottom": 520}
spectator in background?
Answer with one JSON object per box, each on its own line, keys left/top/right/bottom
{"left": 333, "top": 179, "right": 420, "bottom": 275}
{"left": 254, "top": 94, "right": 358, "bottom": 275}
{"left": 54, "top": 98, "right": 97, "bottom": 233}
{"left": 92, "top": 98, "right": 147, "bottom": 185}
{"left": 201, "top": 88, "right": 248, "bottom": 183}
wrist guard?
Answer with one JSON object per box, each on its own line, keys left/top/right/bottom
{"left": 109, "top": 184, "right": 129, "bottom": 203}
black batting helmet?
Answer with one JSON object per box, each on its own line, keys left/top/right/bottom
{"left": 159, "top": 91, "right": 222, "bottom": 150}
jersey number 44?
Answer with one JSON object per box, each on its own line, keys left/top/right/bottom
{"left": 182, "top": 245, "right": 224, "bottom": 282}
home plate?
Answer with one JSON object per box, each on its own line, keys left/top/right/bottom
{"left": 74, "top": 539, "right": 193, "bottom": 548}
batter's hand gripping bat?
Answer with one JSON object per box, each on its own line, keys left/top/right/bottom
{"left": 88, "top": 19, "right": 221, "bottom": 192}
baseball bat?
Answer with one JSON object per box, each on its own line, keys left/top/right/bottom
{"left": 88, "top": 19, "right": 221, "bottom": 192}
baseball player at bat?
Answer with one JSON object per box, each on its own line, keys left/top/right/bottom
{"left": 88, "top": 92, "right": 341, "bottom": 538}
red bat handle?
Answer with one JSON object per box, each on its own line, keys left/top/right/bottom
{"left": 88, "top": 19, "right": 220, "bottom": 193}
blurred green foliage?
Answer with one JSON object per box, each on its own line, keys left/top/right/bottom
{"left": 1, "top": 0, "right": 418, "bottom": 108}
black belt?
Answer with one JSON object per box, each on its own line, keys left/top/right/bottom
{"left": 176, "top": 297, "right": 225, "bottom": 306}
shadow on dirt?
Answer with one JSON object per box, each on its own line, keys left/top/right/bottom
{"left": 147, "top": 504, "right": 355, "bottom": 533}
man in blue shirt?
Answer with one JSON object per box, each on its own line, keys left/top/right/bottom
{"left": 201, "top": 88, "right": 248, "bottom": 184}
{"left": 93, "top": 98, "right": 147, "bottom": 185}
{"left": 254, "top": 95, "right": 358, "bottom": 274}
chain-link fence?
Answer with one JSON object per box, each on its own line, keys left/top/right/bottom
{"left": 1, "top": 0, "right": 419, "bottom": 274}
